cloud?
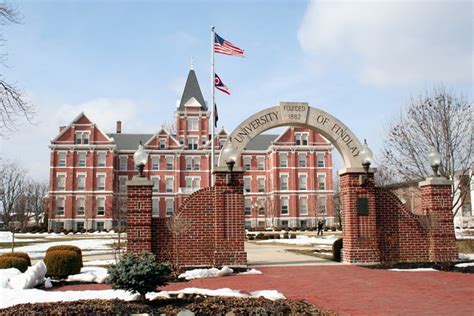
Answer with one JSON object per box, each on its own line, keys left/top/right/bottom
{"left": 298, "top": 0, "right": 473, "bottom": 86}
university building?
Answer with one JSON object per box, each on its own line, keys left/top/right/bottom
{"left": 47, "top": 68, "right": 335, "bottom": 231}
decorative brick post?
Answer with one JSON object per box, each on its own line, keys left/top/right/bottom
{"left": 419, "top": 177, "right": 458, "bottom": 262}
{"left": 212, "top": 167, "right": 247, "bottom": 266}
{"left": 126, "top": 176, "right": 154, "bottom": 254}
{"left": 340, "top": 170, "right": 380, "bottom": 263}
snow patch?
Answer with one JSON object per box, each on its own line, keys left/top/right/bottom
{"left": 179, "top": 266, "right": 233, "bottom": 280}
{"left": 256, "top": 234, "right": 339, "bottom": 246}
{"left": 8, "top": 261, "right": 47, "bottom": 290}
{"left": 151, "top": 288, "right": 286, "bottom": 301}
{"left": 66, "top": 267, "right": 109, "bottom": 284}
{"left": 238, "top": 269, "right": 262, "bottom": 275}
{"left": 389, "top": 268, "right": 438, "bottom": 272}
{"left": 459, "top": 253, "right": 474, "bottom": 260}
{"left": 455, "top": 262, "right": 474, "bottom": 268}
{"left": 83, "top": 259, "right": 117, "bottom": 266}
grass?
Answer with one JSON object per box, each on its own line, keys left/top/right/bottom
{"left": 456, "top": 239, "right": 474, "bottom": 253}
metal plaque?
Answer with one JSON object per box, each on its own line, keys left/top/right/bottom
{"left": 357, "top": 198, "right": 369, "bottom": 216}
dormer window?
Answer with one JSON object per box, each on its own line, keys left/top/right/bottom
{"left": 295, "top": 133, "right": 308, "bottom": 146}
{"left": 187, "top": 118, "right": 198, "bottom": 131}
{"left": 75, "top": 132, "right": 89, "bottom": 145}
{"left": 159, "top": 139, "right": 166, "bottom": 149}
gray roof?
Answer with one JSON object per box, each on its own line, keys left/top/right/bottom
{"left": 178, "top": 69, "right": 207, "bottom": 111}
{"left": 108, "top": 133, "right": 153, "bottom": 150}
{"left": 245, "top": 134, "right": 278, "bottom": 150}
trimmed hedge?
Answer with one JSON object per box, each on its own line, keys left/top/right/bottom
{"left": 0, "top": 252, "right": 31, "bottom": 266}
{"left": 44, "top": 250, "right": 81, "bottom": 279}
{"left": 0, "top": 256, "right": 28, "bottom": 272}
{"left": 46, "top": 245, "right": 83, "bottom": 267}
{"left": 332, "top": 238, "right": 343, "bottom": 262}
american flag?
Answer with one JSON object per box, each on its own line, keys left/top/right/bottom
{"left": 214, "top": 33, "right": 244, "bottom": 57}
{"left": 214, "top": 74, "right": 230, "bottom": 95}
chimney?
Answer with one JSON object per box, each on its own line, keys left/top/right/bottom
{"left": 59, "top": 126, "right": 66, "bottom": 133}
{"left": 116, "top": 121, "right": 122, "bottom": 134}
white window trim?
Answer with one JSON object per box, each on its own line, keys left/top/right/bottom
{"left": 317, "top": 173, "right": 327, "bottom": 190}
{"left": 151, "top": 176, "right": 160, "bottom": 192}
{"left": 280, "top": 195, "right": 290, "bottom": 215}
{"left": 58, "top": 151, "right": 67, "bottom": 166}
{"left": 152, "top": 197, "right": 160, "bottom": 217}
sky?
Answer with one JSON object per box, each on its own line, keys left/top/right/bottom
{"left": 0, "top": 0, "right": 472, "bottom": 181}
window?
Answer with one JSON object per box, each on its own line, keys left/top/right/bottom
{"left": 295, "top": 133, "right": 308, "bottom": 145}
{"left": 187, "top": 117, "right": 198, "bottom": 131}
{"left": 185, "top": 177, "right": 200, "bottom": 190}
{"left": 56, "top": 198, "right": 65, "bottom": 216}
{"left": 318, "top": 196, "right": 327, "bottom": 214}
{"left": 280, "top": 174, "right": 288, "bottom": 191}
{"left": 279, "top": 153, "right": 288, "bottom": 167}
{"left": 77, "top": 152, "right": 86, "bottom": 167}
{"left": 317, "top": 153, "right": 325, "bottom": 167}
{"left": 188, "top": 137, "right": 198, "bottom": 150}
{"left": 159, "top": 138, "right": 166, "bottom": 149}
{"left": 166, "top": 156, "right": 174, "bottom": 170}
{"left": 244, "top": 198, "right": 251, "bottom": 216}
{"left": 257, "top": 177, "right": 265, "bottom": 192}
{"left": 76, "top": 222, "right": 84, "bottom": 231}
{"left": 77, "top": 174, "right": 86, "bottom": 191}
{"left": 258, "top": 198, "right": 265, "bottom": 215}
{"left": 298, "top": 174, "right": 307, "bottom": 191}
{"left": 185, "top": 157, "right": 200, "bottom": 170}
{"left": 96, "top": 222, "right": 105, "bottom": 231}
{"left": 152, "top": 177, "right": 159, "bottom": 192}
{"left": 166, "top": 199, "right": 174, "bottom": 216}
{"left": 97, "top": 198, "right": 105, "bottom": 216}
{"left": 281, "top": 220, "right": 288, "bottom": 228}
{"left": 166, "top": 177, "right": 174, "bottom": 192}
{"left": 119, "top": 176, "right": 127, "bottom": 193}
{"left": 179, "top": 136, "right": 184, "bottom": 145}
{"left": 57, "top": 174, "right": 66, "bottom": 191}
{"left": 119, "top": 156, "right": 128, "bottom": 171}
{"left": 257, "top": 157, "right": 265, "bottom": 170}
{"left": 56, "top": 222, "right": 65, "bottom": 232}
{"left": 299, "top": 197, "right": 308, "bottom": 215}
{"left": 152, "top": 198, "right": 159, "bottom": 217}
{"left": 75, "top": 132, "right": 89, "bottom": 145}
{"left": 300, "top": 220, "right": 308, "bottom": 229}
{"left": 298, "top": 153, "right": 306, "bottom": 167}
{"left": 219, "top": 139, "right": 226, "bottom": 149}
{"left": 76, "top": 198, "right": 85, "bottom": 216}
{"left": 151, "top": 156, "right": 160, "bottom": 170}
{"left": 318, "top": 174, "right": 326, "bottom": 190}
{"left": 97, "top": 174, "right": 106, "bottom": 191}
{"left": 244, "top": 177, "right": 251, "bottom": 193}
{"left": 58, "top": 152, "right": 66, "bottom": 167}
{"left": 281, "top": 197, "right": 289, "bottom": 215}
{"left": 243, "top": 157, "right": 251, "bottom": 171}
{"left": 97, "top": 152, "right": 106, "bottom": 167}
{"left": 201, "top": 136, "right": 207, "bottom": 145}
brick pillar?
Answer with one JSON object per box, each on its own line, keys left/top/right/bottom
{"left": 127, "top": 176, "right": 154, "bottom": 254}
{"left": 419, "top": 177, "right": 458, "bottom": 262}
{"left": 340, "top": 171, "right": 380, "bottom": 263}
{"left": 213, "top": 168, "right": 247, "bottom": 266}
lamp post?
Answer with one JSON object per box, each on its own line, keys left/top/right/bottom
{"left": 221, "top": 138, "right": 237, "bottom": 185}
{"left": 133, "top": 142, "right": 148, "bottom": 178}
{"left": 359, "top": 139, "right": 374, "bottom": 185}
{"left": 427, "top": 147, "right": 441, "bottom": 177}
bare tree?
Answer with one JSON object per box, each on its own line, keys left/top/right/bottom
{"left": 26, "top": 180, "right": 48, "bottom": 227}
{"left": 166, "top": 209, "right": 192, "bottom": 268}
{"left": 0, "top": 160, "right": 26, "bottom": 227}
{"left": 0, "top": 3, "right": 34, "bottom": 138}
{"left": 112, "top": 194, "right": 127, "bottom": 259}
{"left": 380, "top": 86, "right": 473, "bottom": 215}
{"left": 333, "top": 176, "right": 342, "bottom": 229}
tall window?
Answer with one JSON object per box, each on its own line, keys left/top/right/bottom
{"left": 185, "top": 157, "right": 200, "bottom": 170}
{"left": 243, "top": 157, "right": 251, "bottom": 171}
{"left": 159, "top": 139, "right": 166, "bottom": 149}
{"left": 97, "top": 152, "right": 106, "bottom": 167}
{"left": 318, "top": 174, "right": 326, "bottom": 190}
{"left": 152, "top": 198, "right": 159, "bottom": 217}
{"left": 298, "top": 153, "right": 306, "bottom": 167}
{"left": 97, "top": 174, "right": 106, "bottom": 191}
{"left": 298, "top": 174, "right": 307, "bottom": 191}
{"left": 257, "top": 157, "right": 265, "bottom": 170}
{"left": 96, "top": 198, "right": 105, "bottom": 216}
{"left": 188, "top": 137, "right": 198, "bottom": 150}
{"left": 56, "top": 198, "right": 65, "bottom": 216}
{"left": 318, "top": 196, "right": 327, "bottom": 214}
{"left": 257, "top": 177, "right": 265, "bottom": 192}
{"left": 187, "top": 117, "right": 198, "bottom": 131}
{"left": 279, "top": 153, "right": 288, "bottom": 167}
{"left": 151, "top": 156, "right": 160, "bottom": 170}
{"left": 152, "top": 177, "right": 159, "bottom": 192}
{"left": 299, "top": 197, "right": 308, "bottom": 215}
{"left": 280, "top": 174, "right": 288, "bottom": 191}
{"left": 58, "top": 152, "right": 66, "bottom": 167}
{"left": 166, "top": 199, "right": 174, "bottom": 216}
{"left": 180, "top": 136, "right": 184, "bottom": 145}
{"left": 57, "top": 174, "right": 66, "bottom": 191}
{"left": 165, "top": 177, "right": 174, "bottom": 192}
{"left": 76, "top": 198, "right": 85, "bottom": 216}
{"left": 185, "top": 177, "right": 200, "bottom": 190}
{"left": 280, "top": 197, "right": 289, "bottom": 215}
{"left": 219, "top": 139, "right": 226, "bottom": 149}
{"left": 75, "top": 132, "right": 89, "bottom": 145}
{"left": 166, "top": 156, "right": 174, "bottom": 170}
{"left": 295, "top": 133, "right": 308, "bottom": 145}
{"left": 119, "top": 156, "right": 128, "bottom": 171}
{"left": 317, "top": 153, "right": 325, "bottom": 167}
{"left": 77, "top": 152, "right": 86, "bottom": 167}
{"left": 244, "top": 198, "right": 251, "bottom": 216}
{"left": 258, "top": 198, "right": 265, "bottom": 215}
{"left": 119, "top": 176, "right": 127, "bottom": 193}
{"left": 77, "top": 174, "right": 86, "bottom": 191}
{"left": 244, "top": 177, "right": 251, "bottom": 193}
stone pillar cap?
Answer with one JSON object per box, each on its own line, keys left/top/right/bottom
{"left": 213, "top": 166, "right": 244, "bottom": 173}
{"left": 419, "top": 177, "right": 452, "bottom": 187}
{"left": 338, "top": 167, "right": 377, "bottom": 175}
{"left": 126, "top": 176, "right": 153, "bottom": 186}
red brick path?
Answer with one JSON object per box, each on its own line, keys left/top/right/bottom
{"left": 50, "top": 265, "right": 474, "bottom": 315}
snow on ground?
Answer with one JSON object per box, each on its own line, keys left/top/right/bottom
{"left": 0, "top": 287, "right": 286, "bottom": 309}
{"left": 238, "top": 269, "right": 262, "bottom": 275}
{"left": 389, "top": 268, "right": 438, "bottom": 272}
{"left": 66, "top": 267, "right": 109, "bottom": 284}
{"left": 0, "top": 232, "right": 38, "bottom": 243}
{"left": 0, "top": 261, "right": 47, "bottom": 290}
{"left": 179, "top": 266, "right": 233, "bottom": 280}
{"left": 455, "top": 262, "right": 474, "bottom": 268}
{"left": 459, "top": 253, "right": 474, "bottom": 260}
{"left": 256, "top": 234, "right": 339, "bottom": 246}
{"left": 83, "top": 259, "right": 118, "bottom": 266}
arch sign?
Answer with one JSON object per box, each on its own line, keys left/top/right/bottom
{"left": 218, "top": 102, "right": 365, "bottom": 171}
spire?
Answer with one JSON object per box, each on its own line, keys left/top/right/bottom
{"left": 177, "top": 68, "right": 207, "bottom": 111}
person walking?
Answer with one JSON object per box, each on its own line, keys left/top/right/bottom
{"left": 317, "top": 220, "right": 324, "bottom": 236}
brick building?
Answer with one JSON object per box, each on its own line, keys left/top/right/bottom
{"left": 47, "top": 68, "right": 334, "bottom": 231}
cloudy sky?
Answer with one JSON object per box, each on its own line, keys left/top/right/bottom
{"left": 0, "top": 0, "right": 472, "bottom": 181}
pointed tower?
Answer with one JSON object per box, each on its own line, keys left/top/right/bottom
{"left": 175, "top": 67, "right": 210, "bottom": 150}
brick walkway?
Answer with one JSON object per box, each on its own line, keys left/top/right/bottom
{"left": 51, "top": 265, "right": 474, "bottom": 315}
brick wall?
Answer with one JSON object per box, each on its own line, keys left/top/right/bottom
{"left": 127, "top": 178, "right": 153, "bottom": 254}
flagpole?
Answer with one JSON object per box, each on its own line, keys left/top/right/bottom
{"left": 211, "top": 26, "right": 216, "bottom": 186}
